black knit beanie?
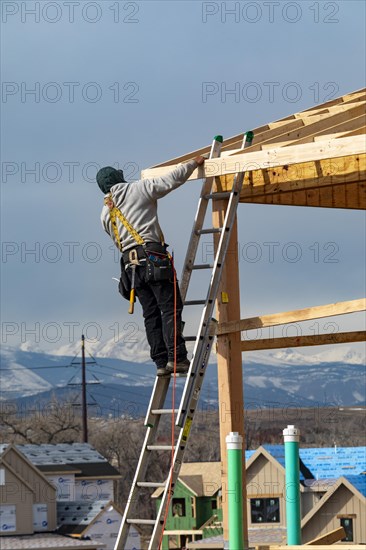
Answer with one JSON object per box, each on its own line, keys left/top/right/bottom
{"left": 96, "top": 166, "right": 126, "bottom": 194}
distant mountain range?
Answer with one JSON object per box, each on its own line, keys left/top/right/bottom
{"left": 1, "top": 342, "right": 365, "bottom": 417}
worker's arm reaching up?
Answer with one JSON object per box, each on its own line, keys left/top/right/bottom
{"left": 139, "top": 156, "right": 205, "bottom": 200}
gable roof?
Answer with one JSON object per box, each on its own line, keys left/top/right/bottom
{"left": 15, "top": 443, "right": 120, "bottom": 479}
{"left": 17, "top": 443, "right": 107, "bottom": 465}
{"left": 0, "top": 444, "right": 57, "bottom": 492}
{"left": 179, "top": 475, "right": 203, "bottom": 497}
{"left": 142, "top": 88, "right": 366, "bottom": 211}
{"left": 246, "top": 445, "right": 310, "bottom": 483}
{"left": 152, "top": 462, "right": 221, "bottom": 499}
{"left": 0, "top": 458, "right": 35, "bottom": 494}
{"left": 148, "top": 88, "right": 366, "bottom": 168}
{"left": 301, "top": 474, "right": 366, "bottom": 528}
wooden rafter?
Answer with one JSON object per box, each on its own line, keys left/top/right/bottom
{"left": 148, "top": 88, "right": 366, "bottom": 171}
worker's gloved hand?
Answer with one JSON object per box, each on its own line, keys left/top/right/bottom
{"left": 194, "top": 156, "right": 205, "bottom": 165}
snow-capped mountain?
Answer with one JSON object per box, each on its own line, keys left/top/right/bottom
{"left": 1, "top": 343, "right": 365, "bottom": 411}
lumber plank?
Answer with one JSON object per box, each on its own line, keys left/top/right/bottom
{"left": 241, "top": 331, "right": 366, "bottom": 352}
{"left": 233, "top": 103, "right": 366, "bottom": 153}
{"left": 283, "top": 114, "right": 366, "bottom": 147}
{"left": 217, "top": 299, "right": 366, "bottom": 335}
{"left": 250, "top": 182, "right": 365, "bottom": 210}
{"left": 306, "top": 526, "right": 346, "bottom": 545}
{"left": 141, "top": 136, "right": 366, "bottom": 181}
{"left": 236, "top": 154, "right": 366, "bottom": 203}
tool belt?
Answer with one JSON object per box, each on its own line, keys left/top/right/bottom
{"left": 123, "top": 243, "right": 174, "bottom": 284}
{"left": 104, "top": 194, "right": 172, "bottom": 302}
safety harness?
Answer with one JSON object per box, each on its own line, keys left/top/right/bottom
{"left": 104, "top": 193, "right": 145, "bottom": 251}
{"left": 104, "top": 193, "right": 169, "bottom": 314}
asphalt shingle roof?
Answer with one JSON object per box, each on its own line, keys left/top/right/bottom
{"left": 12, "top": 443, "right": 120, "bottom": 478}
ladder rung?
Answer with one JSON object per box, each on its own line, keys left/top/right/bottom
{"left": 203, "top": 191, "right": 232, "bottom": 200}
{"left": 196, "top": 227, "right": 222, "bottom": 235}
{"left": 147, "top": 445, "right": 175, "bottom": 451}
{"left": 184, "top": 300, "right": 206, "bottom": 306}
{"left": 192, "top": 264, "right": 213, "bottom": 270}
{"left": 151, "top": 409, "right": 179, "bottom": 415}
{"left": 127, "top": 519, "right": 156, "bottom": 525}
{"left": 184, "top": 336, "right": 197, "bottom": 342}
{"left": 137, "top": 481, "right": 166, "bottom": 488}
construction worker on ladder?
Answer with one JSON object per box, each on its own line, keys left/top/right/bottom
{"left": 97, "top": 156, "right": 205, "bottom": 377}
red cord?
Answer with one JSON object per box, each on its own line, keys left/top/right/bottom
{"left": 158, "top": 260, "right": 178, "bottom": 550}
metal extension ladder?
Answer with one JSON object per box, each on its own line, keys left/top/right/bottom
{"left": 114, "top": 131, "right": 254, "bottom": 550}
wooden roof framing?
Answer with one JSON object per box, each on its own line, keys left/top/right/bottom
{"left": 142, "top": 88, "right": 366, "bottom": 210}
{"left": 141, "top": 89, "right": 366, "bottom": 546}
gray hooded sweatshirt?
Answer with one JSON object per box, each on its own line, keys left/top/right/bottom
{"left": 101, "top": 159, "right": 198, "bottom": 251}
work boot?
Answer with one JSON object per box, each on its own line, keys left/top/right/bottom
{"left": 166, "top": 359, "right": 190, "bottom": 375}
{"left": 156, "top": 366, "right": 171, "bottom": 377}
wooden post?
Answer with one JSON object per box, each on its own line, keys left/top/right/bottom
{"left": 212, "top": 194, "right": 248, "bottom": 548}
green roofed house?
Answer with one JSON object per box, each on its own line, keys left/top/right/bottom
{"left": 152, "top": 462, "right": 223, "bottom": 549}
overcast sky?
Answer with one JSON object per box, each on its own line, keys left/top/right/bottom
{"left": 1, "top": 0, "right": 365, "bottom": 355}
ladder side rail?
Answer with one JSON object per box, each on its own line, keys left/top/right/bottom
{"left": 176, "top": 170, "right": 246, "bottom": 427}
{"left": 180, "top": 136, "right": 223, "bottom": 303}
{"left": 144, "top": 375, "right": 171, "bottom": 427}
{"left": 114, "top": 378, "right": 171, "bottom": 550}
{"left": 179, "top": 178, "right": 213, "bottom": 303}
{"left": 147, "top": 327, "right": 217, "bottom": 550}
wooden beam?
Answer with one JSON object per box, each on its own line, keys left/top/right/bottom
{"left": 217, "top": 299, "right": 366, "bottom": 335}
{"left": 299, "top": 88, "right": 366, "bottom": 113}
{"left": 306, "top": 526, "right": 346, "bottom": 546}
{"left": 212, "top": 200, "right": 248, "bottom": 547}
{"left": 241, "top": 331, "right": 366, "bottom": 352}
{"left": 236, "top": 153, "right": 366, "bottom": 210}
{"left": 241, "top": 182, "right": 366, "bottom": 210}
{"left": 259, "top": 125, "right": 366, "bottom": 149}
{"left": 231, "top": 103, "right": 366, "bottom": 153}
{"left": 141, "top": 135, "right": 366, "bottom": 181}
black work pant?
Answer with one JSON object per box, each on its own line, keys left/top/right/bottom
{"left": 124, "top": 249, "right": 188, "bottom": 369}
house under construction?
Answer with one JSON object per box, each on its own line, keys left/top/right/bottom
{"left": 139, "top": 87, "right": 366, "bottom": 548}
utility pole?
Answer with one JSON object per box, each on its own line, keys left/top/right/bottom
{"left": 81, "top": 334, "right": 88, "bottom": 443}
{"left": 67, "top": 334, "right": 99, "bottom": 444}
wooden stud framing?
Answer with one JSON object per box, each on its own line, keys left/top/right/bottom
{"left": 212, "top": 196, "right": 248, "bottom": 547}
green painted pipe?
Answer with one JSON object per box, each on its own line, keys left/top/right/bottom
{"left": 226, "top": 432, "right": 244, "bottom": 550}
{"left": 283, "top": 425, "right": 301, "bottom": 545}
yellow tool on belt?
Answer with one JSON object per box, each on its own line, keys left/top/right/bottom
{"left": 128, "top": 249, "right": 139, "bottom": 314}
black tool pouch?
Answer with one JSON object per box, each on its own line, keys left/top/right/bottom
{"left": 145, "top": 250, "right": 174, "bottom": 283}
{"left": 118, "top": 257, "right": 131, "bottom": 301}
